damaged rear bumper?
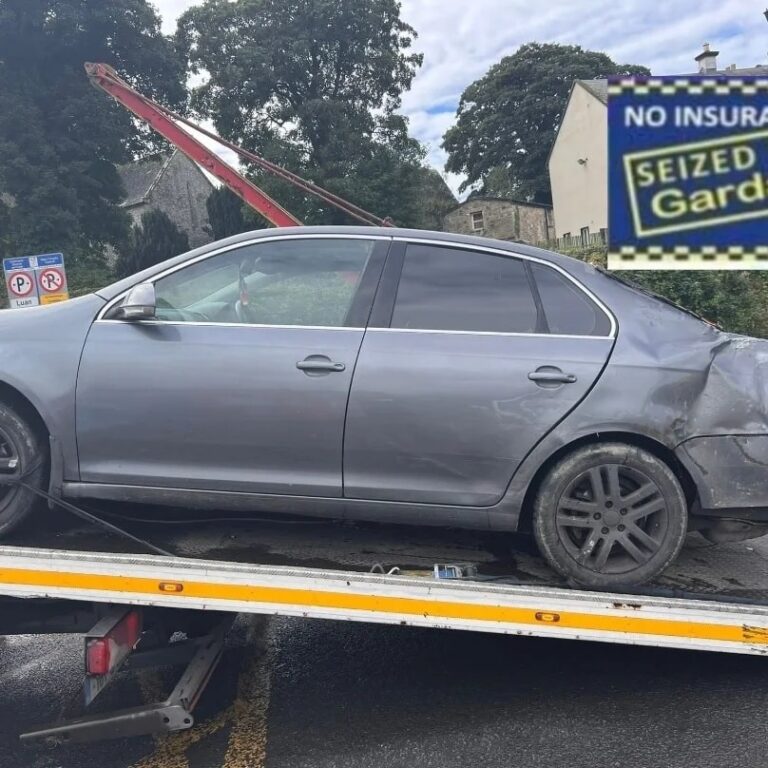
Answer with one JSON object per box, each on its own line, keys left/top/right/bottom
{"left": 675, "top": 434, "right": 768, "bottom": 520}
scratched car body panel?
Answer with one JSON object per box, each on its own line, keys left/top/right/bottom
{"left": 0, "top": 226, "right": 766, "bottom": 586}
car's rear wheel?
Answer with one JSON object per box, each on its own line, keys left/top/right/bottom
{"left": 0, "top": 402, "right": 47, "bottom": 536}
{"left": 532, "top": 443, "right": 687, "bottom": 589}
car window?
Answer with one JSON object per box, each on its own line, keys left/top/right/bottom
{"left": 390, "top": 244, "right": 538, "bottom": 333}
{"left": 152, "top": 238, "right": 375, "bottom": 327}
{"left": 530, "top": 263, "right": 611, "bottom": 337}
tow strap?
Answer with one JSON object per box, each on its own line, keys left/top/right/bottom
{"left": 0, "top": 463, "right": 173, "bottom": 557}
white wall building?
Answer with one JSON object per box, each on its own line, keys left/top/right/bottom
{"left": 547, "top": 45, "right": 767, "bottom": 242}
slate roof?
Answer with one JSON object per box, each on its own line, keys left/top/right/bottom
{"left": 577, "top": 79, "right": 609, "bottom": 104}
{"left": 117, "top": 152, "right": 174, "bottom": 208}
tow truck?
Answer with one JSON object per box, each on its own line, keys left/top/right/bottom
{"left": 2, "top": 63, "right": 768, "bottom": 746}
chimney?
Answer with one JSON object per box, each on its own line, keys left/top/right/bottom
{"left": 695, "top": 42, "right": 719, "bottom": 73}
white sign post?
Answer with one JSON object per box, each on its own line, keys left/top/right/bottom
{"left": 2, "top": 253, "right": 69, "bottom": 310}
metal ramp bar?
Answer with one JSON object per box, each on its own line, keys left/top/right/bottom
{"left": 1, "top": 546, "right": 768, "bottom": 656}
{"left": 19, "top": 616, "right": 233, "bottom": 744}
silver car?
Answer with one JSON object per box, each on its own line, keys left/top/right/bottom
{"left": 1, "top": 227, "right": 767, "bottom": 588}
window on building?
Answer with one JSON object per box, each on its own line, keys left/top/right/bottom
{"left": 580, "top": 226, "right": 590, "bottom": 246}
{"left": 531, "top": 263, "right": 611, "bottom": 337}
{"left": 599, "top": 228, "right": 608, "bottom": 244}
{"left": 470, "top": 210, "right": 485, "bottom": 231}
{"left": 562, "top": 232, "right": 571, "bottom": 245}
{"left": 391, "top": 244, "right": 538, "bottom": 333}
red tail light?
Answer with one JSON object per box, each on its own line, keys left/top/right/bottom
{"left": 86, "top": 609, "right": 142, "bottom": 676}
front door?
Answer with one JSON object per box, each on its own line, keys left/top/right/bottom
{"left": 76, "top": 236, "right": 387, "bottom": 497}
{"left": 344, "top": 242, "right": 615, "bottom": 507}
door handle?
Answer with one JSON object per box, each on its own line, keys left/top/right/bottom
{"left": 296, "top": 358, "right": 346, "bottom": 373}
{"left": 528, "top": 369, "right": 577, "bottom": 384}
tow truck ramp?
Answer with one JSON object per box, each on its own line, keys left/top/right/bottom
{"left": 3, "top": 541, "right": 768, "bottom": 744}
{"left": 2, "top": 545, "right": 768, "bottom": 656}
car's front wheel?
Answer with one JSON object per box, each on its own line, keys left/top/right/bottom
{"left": 0, "top": 401, "right": 47, "bottom": 536}
{"left": 533, "top": 443, "right": 687, "bottom": 589}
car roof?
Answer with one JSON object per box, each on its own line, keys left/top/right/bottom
{"left": 96, "top": 225, "right": 603, "bottom": 302}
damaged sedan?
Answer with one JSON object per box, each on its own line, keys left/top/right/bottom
{"left": 0, "top": 226, "right": 767, "bottom": 588}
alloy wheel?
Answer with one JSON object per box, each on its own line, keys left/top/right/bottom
{"left": 555, "top": 463, "right": 670, "bottom": 575}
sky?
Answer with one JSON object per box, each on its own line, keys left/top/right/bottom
{"left": 153, "top": 0, "right": 768, "bottom": 196}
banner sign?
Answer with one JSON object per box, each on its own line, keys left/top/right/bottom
{"left": 608, "top": 76, "right": 768, "bottom": 270}
{"left": 2, "top": 252, "right": 69, "bottom": 309}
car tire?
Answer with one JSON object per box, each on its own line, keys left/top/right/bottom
{"left": 533, "top": 443, "right": 687, "bottom": 589}
{"left": 0, "top": 401, "right": 47, "bottom": 537}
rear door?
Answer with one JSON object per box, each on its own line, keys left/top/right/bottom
{"left": 343, "top": 241, "right": 615, "bottom": 507}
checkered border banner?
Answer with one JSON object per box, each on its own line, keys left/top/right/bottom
{"left": 607, "top": 78, "right": 768, "bottom": 96}
{"left": 608, "top": 76, "right": 768, "bottom": 268}
{"left": 608, "top": 245, "right": 768, "bottom": 270}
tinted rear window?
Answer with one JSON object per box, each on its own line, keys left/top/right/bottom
{"left": 531, "top": 263, "right": 611, "bottom": 337}
{"left": 391, "top": 244, "right": 538, "bottom": 333}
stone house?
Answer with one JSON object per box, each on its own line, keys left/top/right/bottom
{"left": 548, "top": 44, "right": 768, "bottom": 242}
{"left": 117, "top": 150, "right": 215, "bottom": 248}
{"left": 442, "top": 197, "right": 555, "bottom": 244}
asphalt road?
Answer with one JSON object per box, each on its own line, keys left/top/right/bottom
{"left": 3, "top": 614, "right": 768, "bottom": 768}
{"left": 2, "top": 510, "right": 768, "bottom": 768}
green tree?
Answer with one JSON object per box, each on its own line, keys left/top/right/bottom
{"left": 176, "top": 0, "right": 427, "bottom": 226}
{"left": 443, "top": 43, "right": 649, "bottom": 204}
{"left": 205, "top": 187, "right": 250, "bottom": 240}
{"left": 0, "top": 0, "right": 185, "bottom": 294}
{"left": 627, "top": 270, "right": 768, "bottom": 339}
{"left": 116, "top": 209, "right": 190, "bottom": 278}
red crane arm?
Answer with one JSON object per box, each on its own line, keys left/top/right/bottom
{"left": 85, "top": 63, "right": 392, "bottom": 228}
{"left": 85, "top": 62, "right": 299, "bottom": 227}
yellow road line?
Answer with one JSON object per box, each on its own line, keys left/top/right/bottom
{"left": 223, "top": 617, "right": 274, "bottom": 768}
{"left": 1, "top": 566, "right": 765, "bottom": 646}
{"left": 130, "top": 617, "right": 272, "bottom": 768}
{"left": 130, "top": 701, "right": 233, "bottom": 768}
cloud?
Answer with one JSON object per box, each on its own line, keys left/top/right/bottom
{"left": 153, "top": 0, "right": 768, "bottom": 197}
{"left": 398, "top": 0, "right": 767, "bottom": 194}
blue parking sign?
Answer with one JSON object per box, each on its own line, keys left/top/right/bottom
{"left": 2, "top": 252, "right": 68, "bottom": 309}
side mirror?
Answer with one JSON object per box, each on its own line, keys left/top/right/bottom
{"left": 115, "top": 282, "right": 156, "bottom": 321}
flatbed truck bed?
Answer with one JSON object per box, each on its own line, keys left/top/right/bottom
{"left": 3, "top": 542, "right": 768, "bottom": 656}
{"left": 3, "top": 509, "right": 768, "bottom": 743}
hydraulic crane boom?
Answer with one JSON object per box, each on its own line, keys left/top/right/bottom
{"left": 84, "top": 63, "right": 392, "bottom": 228}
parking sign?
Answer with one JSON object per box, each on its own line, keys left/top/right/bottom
{"left": 34, "top": 253, "right": 69, "bottom": 305}
{"left": 2, "top": 252, "right": 69, "bottom": 309}
{"left": 3, "top": 257, "right": 39, "bottom": 309}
